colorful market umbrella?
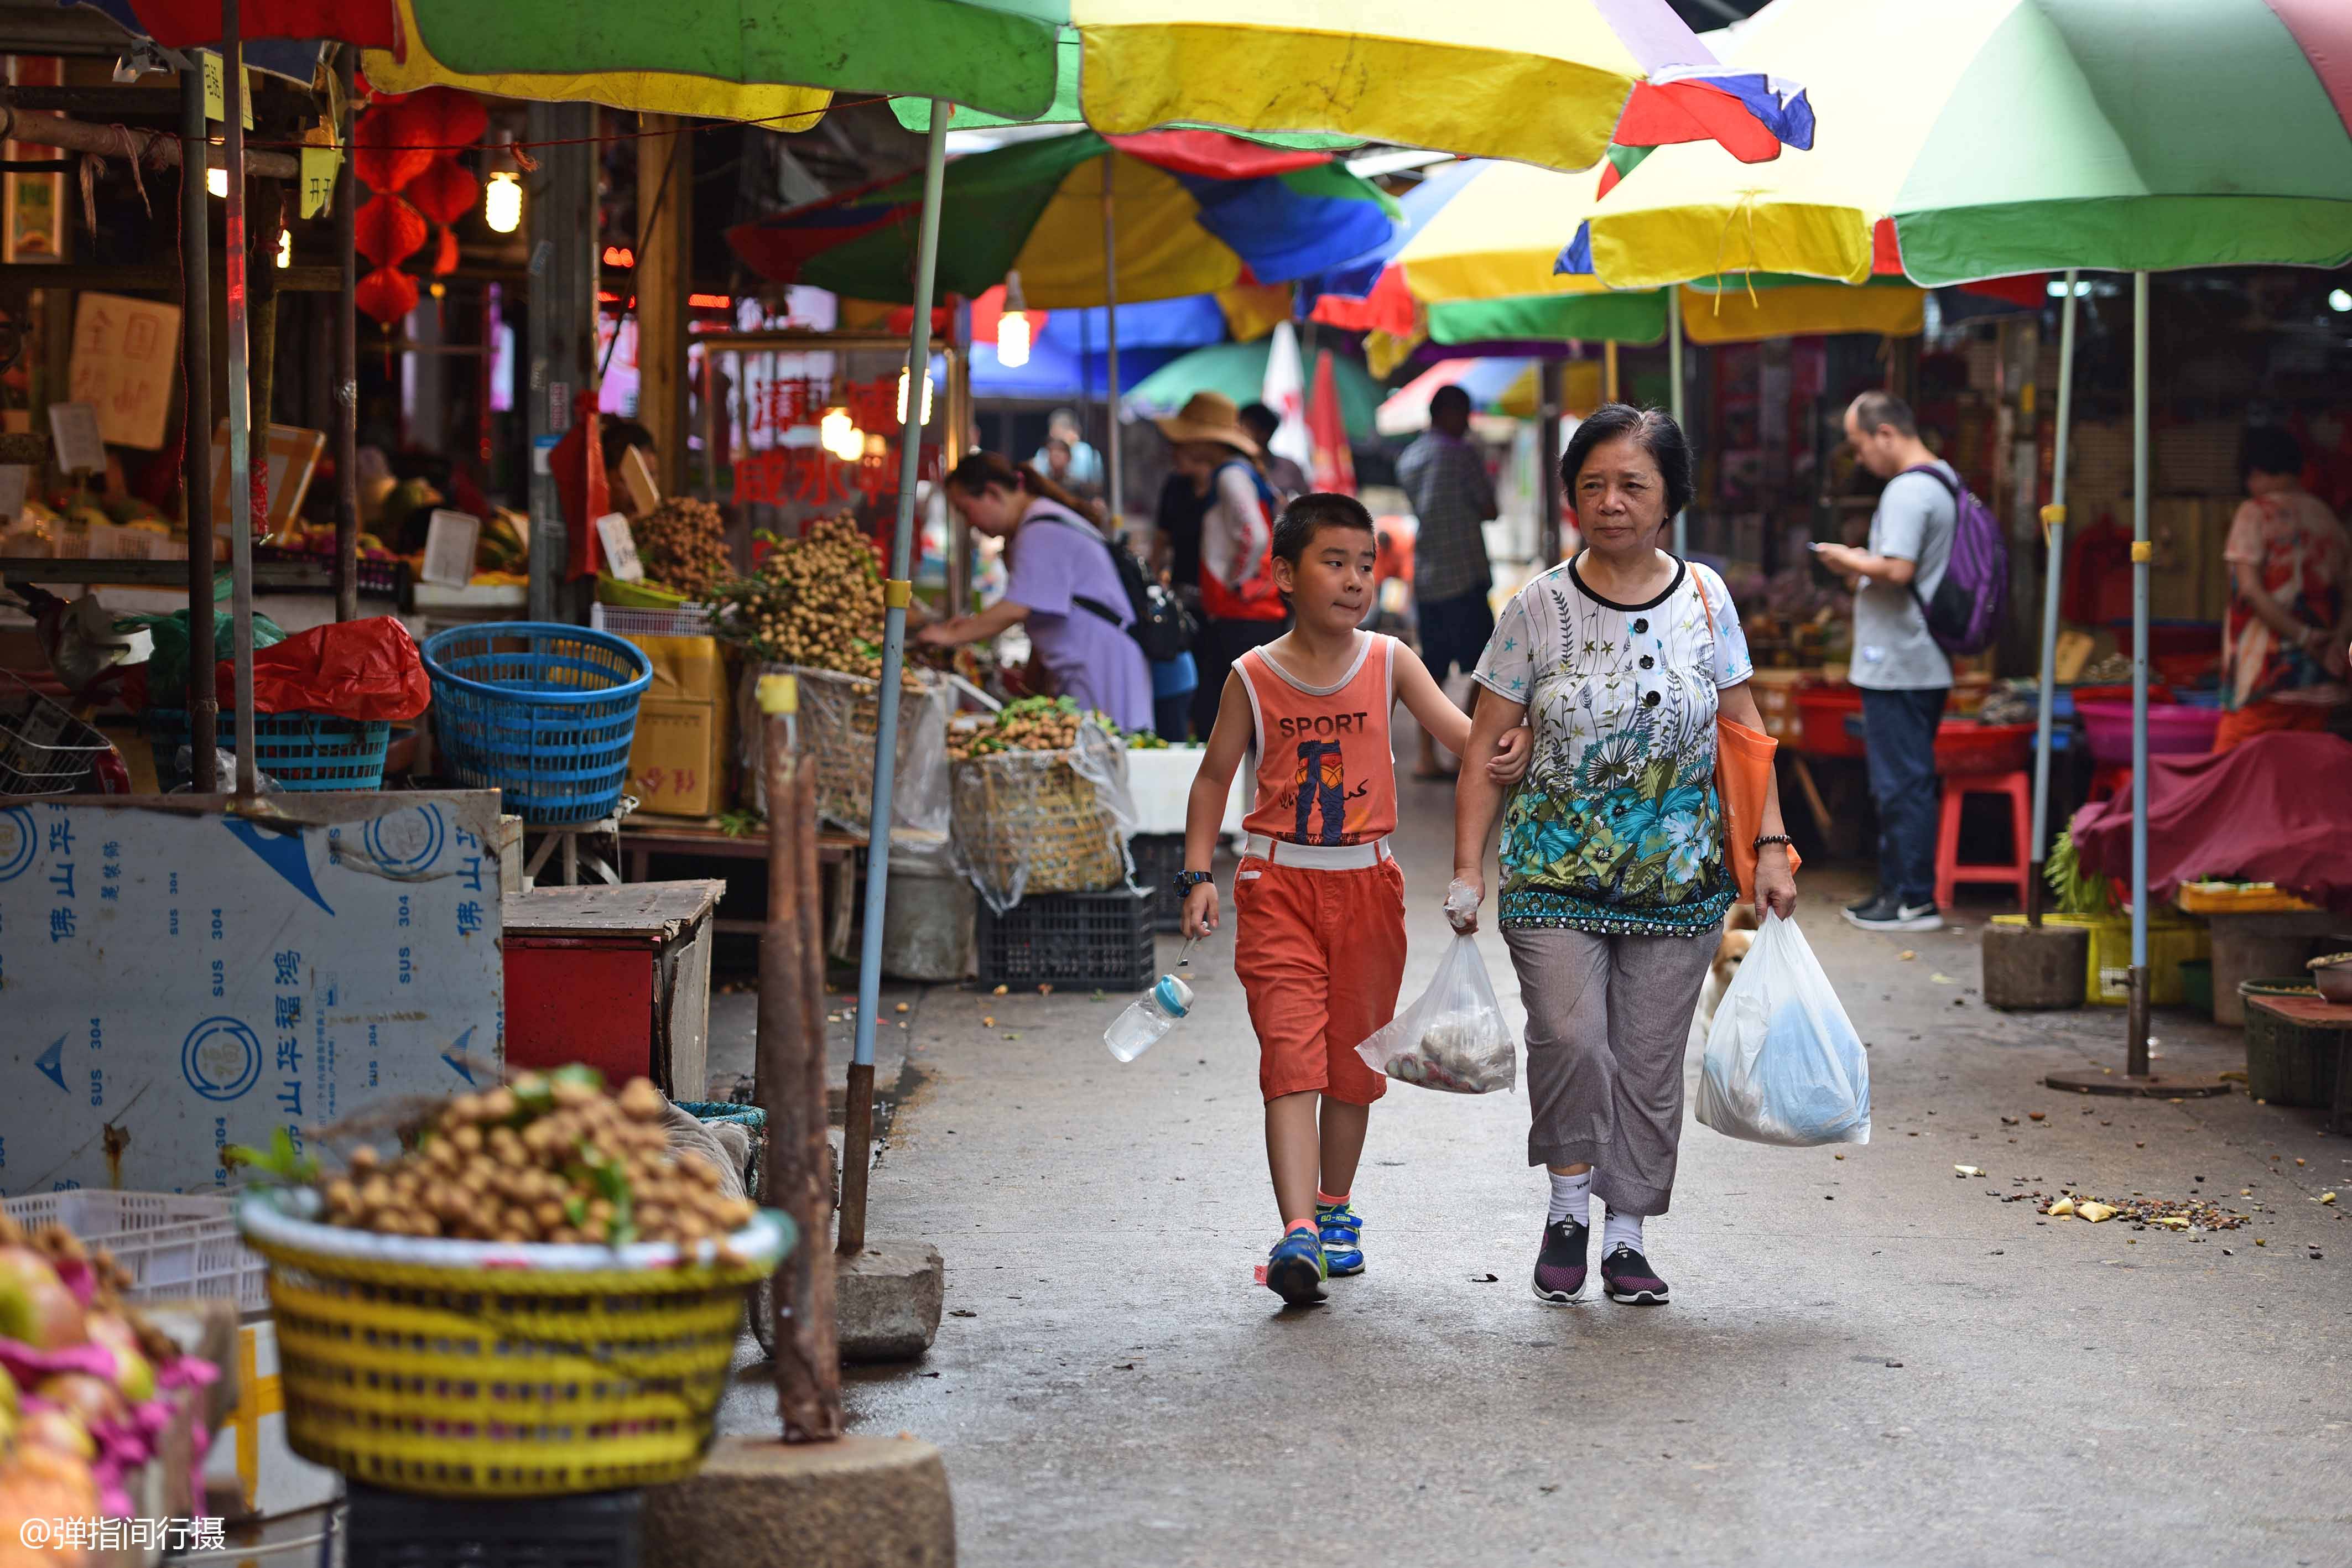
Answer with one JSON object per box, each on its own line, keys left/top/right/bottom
{"left": 1565, "top": 0, "right": 2352, "bottom": 290}
{"left": 415, "top": 0, "right": 1814, "bottom": 174}
{"left": 728, "top": 131, "right": 1397, "bottom": 308}
{"left": 1125, "top": 341, "right": 1382, "bottom": 448}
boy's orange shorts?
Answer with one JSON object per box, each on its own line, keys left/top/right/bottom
{"left": 1231, "top": 847, "right": 1408, "bottom": 1105}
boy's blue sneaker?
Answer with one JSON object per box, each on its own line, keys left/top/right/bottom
{"left": 1316, "top": 1201, "right": 1366, "bottom": 1277}
{"left": 1262, "top": 1227, "right": 1328, "bottom": 1305}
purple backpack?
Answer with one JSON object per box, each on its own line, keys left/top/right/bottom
{"left": 1900, "top": 464, "right": 2008, "bottom": 655}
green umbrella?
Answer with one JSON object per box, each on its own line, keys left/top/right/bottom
{"left": 1124, "top": 341, "right": 1383, "bottom": 447}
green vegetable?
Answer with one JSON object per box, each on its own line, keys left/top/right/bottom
{"left": 2045, "top": 830, "right": 2120, "bottom": 916}
{"left": 223, "top": 1126, "right": 320, "bottom": 1186}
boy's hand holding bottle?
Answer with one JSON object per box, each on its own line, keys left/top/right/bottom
{"left": 1182, "top": 881, "right": 1220, "bottom": 939}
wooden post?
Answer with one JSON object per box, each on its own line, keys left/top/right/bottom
{"left": 634, "top": 113, "right": 689, "bottom": 497}
{"left": 178, "top": 59, "right": 218, "bottom": 792}
{"left": 755, "top": 675, "right": 841, "bottom": 1443}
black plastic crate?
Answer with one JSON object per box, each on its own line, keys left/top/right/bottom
{"left": 347, "top": 1484, "right": 642, "bottom": 1568}
{"left": 1127, "top": 832, "right": 1188, "bottom": 932}
{"left": 977, "top": 885, "right": 1156, "bottom": 991}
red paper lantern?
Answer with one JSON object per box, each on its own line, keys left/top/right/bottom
{"left": 352, "top": 105, "right": 431, "bottom": 194}
{"left": 394, "top": 87, "right": 490, "bottom": 155}
{"left": 428, "top": 225, "right": 459, "bottom": 277}
{"left": 355, "top": 265, "right": 419, "bottom": 326}
{"left": 406, "top": 157, "right": 478, "bottom": 227}
{"left": 355, "top": 193, "right": 426, "bottom": 268}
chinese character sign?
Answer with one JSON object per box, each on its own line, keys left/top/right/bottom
{"left": 68, "top": 291, "right": 184, "bottom": 451}
{"left": 0, "top": 793, "right": 504, "bottom": 1195}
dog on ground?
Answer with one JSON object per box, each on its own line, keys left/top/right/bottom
{"left": 1695, "top": 903, "right": 1761, "bottom": 1036}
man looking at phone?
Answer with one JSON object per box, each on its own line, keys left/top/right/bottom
{"left": 1813, "top": 391, "right": 1956, "bottom": 934}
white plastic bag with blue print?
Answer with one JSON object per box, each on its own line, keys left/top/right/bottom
{"left": 1696, "top": 912, "right": 1871, "bottom": 1146}
{"left": 1354, "top": 934, "right": 1517, "bottom": 1095}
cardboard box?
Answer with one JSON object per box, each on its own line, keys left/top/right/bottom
{"left": 630, "top": 697, "right": 732, "bottom": 817}
{"left": 0, "top": 791, "right": 504, "bottom": 1195}
{"left": 625, "top": 635, "right": 732, "bottom": 818}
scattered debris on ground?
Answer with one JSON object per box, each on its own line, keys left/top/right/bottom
{"left": 2009, "top": 1189, "right": 2252, "bottom": 1230}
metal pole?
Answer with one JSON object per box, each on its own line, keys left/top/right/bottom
{"left": 222, "top": 2, "right": 257, "bottom": 797}
{"left": 2026, "top": 270, "right": 2079, "bottom": 928}
{"left": 1538, "top": 359, "right": 1564, "bottom": 565}
{"left": 1100, "top": 149, "right": 1122, "bottom": 528}
{"left": 178, "top": 58, "right": 217, "bottom": 793}
{"left": 1603, "top": 338, "right": 1619, "bottom": 404}
{"left": 2127, "top": 271, "right": 2151, "bottom": 1074}
{"left": 756, "top": 678, "right": 841, "bottom": 1441}
{"left": 331, "top": 50, "right": 358, "bottom": 624}
{"left": 843, "top": 105, "right": 948, "bottom": 1252}
{"left": 1669, "top": 296, "right": 1687, "bottom": 556}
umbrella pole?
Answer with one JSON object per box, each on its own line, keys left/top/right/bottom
{"left": 1101, "top": 154, "right": 1122, "bottom": 528}
{"left": 2046, "top": 272, "right": 2220, "bottom": 1097}
{"left": 2026, "top": 270, "right": 2079, "bottom": 927}
{"left": 1668, "top": 298, "right": 1685, "bottom": 556}
{"left": 222, "top": 0, "right": 257, "bottom": 798}
{"left": 841, "top": 106, "right": 947, "bottom": 1257}
{"left": 2126, "top": 270, "right": 2150, "bottom": 1074}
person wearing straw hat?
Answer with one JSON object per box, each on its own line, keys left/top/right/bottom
{"left": 1157, "top": 392, "right": 1290, "bottom": 741}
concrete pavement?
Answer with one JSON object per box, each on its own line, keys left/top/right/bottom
{"left": 719, "top": 772, "right": 2349, "bottom": 1567}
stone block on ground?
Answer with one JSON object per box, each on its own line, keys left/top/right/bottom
{"left": 837, "top": 1239, "right": 944, "bottom": 1363}
{"left": 1982, "top": 922, "right": 2089, "bottom": 1010}
{"left": 645, "top": 1435, "right": 953, "bottom": 1568}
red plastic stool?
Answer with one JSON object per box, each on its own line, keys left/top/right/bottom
{"left": 1934, "top": 769, "right": 2033, "bottom": 909}
{"left": 2086, "top": 764, "right": 2133, "bottom": 803}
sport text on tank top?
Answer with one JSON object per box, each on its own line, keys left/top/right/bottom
{"left": 1235, "top": 633, "right": 1399, "bottom": 847}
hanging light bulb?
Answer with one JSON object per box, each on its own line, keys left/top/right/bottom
{"left": 897, "top": 366, "right": 934, "bottom": 426}
{"left": 996, "top": 269, "right": 1031, "bottom": 369}
{"left": 206, "top": 166, "right": 227, "bottom": 199}
{"left": 275, "top": 229, "right": 292, "bottom": 268}
{"left": 483, "top": 170, "right": 523, "bottom": 235}
{"left": 819, "top": 407, "right": 863, "bottom": 462}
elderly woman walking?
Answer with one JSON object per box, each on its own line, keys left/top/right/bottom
{"left": 1451, "top": 404, "right": 1797, "bottom": 1307}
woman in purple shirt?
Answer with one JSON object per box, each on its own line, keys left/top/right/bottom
{"left": 918, "top": 452, "right": 1156, "bottom": 733}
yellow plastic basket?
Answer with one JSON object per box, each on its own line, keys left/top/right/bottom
{"left": 236, "top": 1191, "right": 792, "bottom": 1499}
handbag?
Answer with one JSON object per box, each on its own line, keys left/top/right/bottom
{"left": 1701, "top": 586, "right": 1800, "bottom": 904}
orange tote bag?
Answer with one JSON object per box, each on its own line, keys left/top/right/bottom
{"left": 1702, "top": 590, "right": 1799, "bottom": 904}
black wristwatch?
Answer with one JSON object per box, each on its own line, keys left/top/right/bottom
{"left": 1172, "top": 869, "right": 1215, "bottom": 895}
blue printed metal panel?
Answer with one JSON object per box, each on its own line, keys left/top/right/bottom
{"left": 0, "top": 792, "right": 505, "bottom": 1195}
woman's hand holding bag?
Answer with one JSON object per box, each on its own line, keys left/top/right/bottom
{"left": 1695, "top": 912, "right": 1871, "bottom": 1147}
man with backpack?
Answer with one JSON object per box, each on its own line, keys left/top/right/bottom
{"left": 1817, "top": 390, "right": 1992, "bottom": 934}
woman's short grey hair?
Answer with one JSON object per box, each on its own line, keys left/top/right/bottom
{"left": 1562, "top": 403, "right": 1694, "bottom": 524}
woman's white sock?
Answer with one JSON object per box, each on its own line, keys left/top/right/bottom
{"left": 1603, "top": 1209, "right": 1645, "bottom": 1257}
{"left": 1546, "top": 1170, "right": 1591, "bottom": 1227}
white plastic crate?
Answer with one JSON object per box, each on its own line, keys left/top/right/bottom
{"left": 2, "top": 1190, "right": 268, "bottom": 1315}
{"left": 591, "top": 601, "right": 715, "bottom": 638}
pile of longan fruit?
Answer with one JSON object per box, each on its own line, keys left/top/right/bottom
{"left": 318, "top": 1069, "right": 755, "bottom": 1248}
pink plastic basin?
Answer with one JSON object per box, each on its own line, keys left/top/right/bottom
{"left": 2074, "top": 700, "right": 2221, "bottom": 765}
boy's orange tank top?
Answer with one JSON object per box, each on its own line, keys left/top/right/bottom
{"left": 1235, "top": 633, "right": 1399, "bottom": 847}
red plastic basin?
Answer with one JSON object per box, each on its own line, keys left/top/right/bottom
{"left": 1795, "top": 684, "right": 1866, "bottom": 758}
{"left": 2074, "top": 700, "right": 2221, "bottom": 765}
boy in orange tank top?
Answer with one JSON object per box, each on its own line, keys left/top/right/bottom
{"left": 1178, "top": 494, "right": 1529, "bottom": 1305}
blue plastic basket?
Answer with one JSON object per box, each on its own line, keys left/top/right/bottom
{"left": 422, "top": 622, "right": 652, "bottom": 825}
{"left": 146, "top": 709, "right": 391, "bottom": 792}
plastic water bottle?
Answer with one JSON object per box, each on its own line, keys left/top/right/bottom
{"left": 1104, "top": 974, "right": 1194, "bottom": 1062}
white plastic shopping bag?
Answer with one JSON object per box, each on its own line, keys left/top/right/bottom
{"left": 1695, "top": 912, "right": 1871, "bottom": 1145}
{"left": 1355, "top": 934, "right": 1517, "bottom": 1094}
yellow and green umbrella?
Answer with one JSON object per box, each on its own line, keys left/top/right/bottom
{"left": 1569, "top": 0, "right": 2352, "bottom": 289}
{"left": 408, "top": 0, "right": 1814, "bottom": 173}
